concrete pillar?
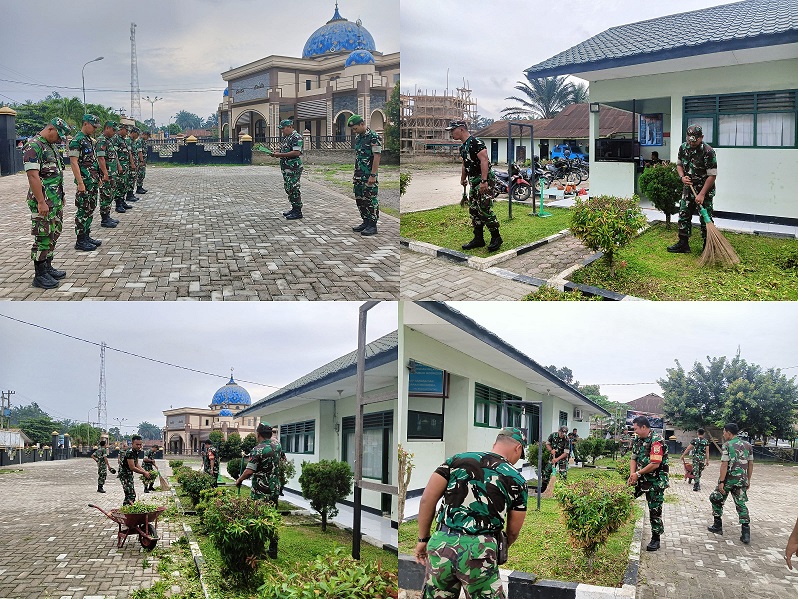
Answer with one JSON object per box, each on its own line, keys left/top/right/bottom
{"left": 185, "top": 135, "right": 198, "bottom": 164}
{"left": 0, "top": 106, "right": 19, "bottom": 176}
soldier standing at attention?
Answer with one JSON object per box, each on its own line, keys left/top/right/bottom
{"left": 236, "top": 423, "right": 282, "bottom": 558}
{"left": 69, "top": 114, "right": 103, "bottom": 252}
{"left": 628, "top": 415, "right": 669, "bottom": 551}
{"left": 271, "top": 119, "right": 304, "bottom": 220}
{"left": 707, "top": 422, "right": 754, "bottom": 544}
{"left": 415, "top": 428, "right": 528, "bottom": 598}
{"left": 91, "top": 439, "right": 115, "bottom": 493}
{"left": 540, "top": 425, "right": 570, "bottom": 491}
{"left": 96, "top": 121, "right": 120, "bottom": 227}
{"left": 348, "top": 114, "right": 381, "bottom": 236}
{"left": 24, "top": 117, "right": 73, "bottom": 289}
{"left": 136, "top": 131, "right": 149, "bottom": 194}
{"left": 142, "top": 445, "right": 159, "bottom": 493}
{"left": 119, "top": 435, "right": 154, "bottom": 506}
{"left": 681, "top": 427, "right": 710, "bottom": 491}
{"left": 667, "top": 124, "right": 718, "bottom": 253}
{"left": 124, "top": 125, "right": 139, "bottom": 204}
{"left": 114, "top": 124, "right": 134, "bottom": 212}
{"left": 447, "top": 119, "right": 502, "bottom": 252}
{"left": 129, "top": 127, "right": 143, "bottom": 200}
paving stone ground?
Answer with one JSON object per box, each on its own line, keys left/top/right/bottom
{"left": 0, "top": 459, "right": 177, "bottom": 599}
{"left": 0, "top": 165, "right": 398, "bottom": 300}
{"left": 498, "top": 234, "right": 594, "bottom": 280}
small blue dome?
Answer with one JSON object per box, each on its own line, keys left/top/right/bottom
{"left": 302, "top": 4, "right": 376, "bottom": 59}
{"left": 345, "top": 49, "right": 375, "bottom": 67}
{"left": 223, "top": 89, "right": 229, "bottom": 97}
{"left": 218, "top": 408, "right": 233, "bottom": 417}
{"left": 211, "top": 376, "right": 251, "bottom": 406}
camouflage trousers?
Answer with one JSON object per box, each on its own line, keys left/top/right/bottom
{"left": 282, "top": 166, "right": 303, "bottom": 209}
{"left": 28, "top": 185, "right": 64, "bottom": 262}
{"left": 635, "top": 484, "right": 665, "bottom": 535}
{"left": 677, "top": 185, "right": 714, "bottom": 240}
{"left": 710, "top": 484, "right": 749, "bottom": 524}
{"left": 354, "top": 178, "right": 379, "bottom": 222}
{"left": 539, "top": 459, "right": 568, "bottom": 492}
{"left": 468, "top": 176, "right": 499, "bottom": 232}
{"left": 119, "top": 473, "right": 136, "bottom": 505}
{"left": 97, "top": 463, "right": 107, "bottom": 487}
{"left": 423, "top": 531, "right": 504, "bottom": 599}
{"left": 74, "top": 178, "right": 99, "bottom": 235}
{"left": 691, "top": 459, "right": 706, "bottom": 484}
{"left": 99, "top": 176, "right": 115, "bottom": 216}
{"left": 137, "top": 163, "right": 146, "bottom": 186}
{"left": 116, "top": 163, "right": 132, "bottom": 199}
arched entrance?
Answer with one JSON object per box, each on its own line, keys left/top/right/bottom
{"left": 370, "top": 109, "right": 385, "bottom": 132}
{"left": 168, "top": 433, "right": 184, "bottom": 455}
{"left": 234, "top": 110, "right": 267, "bottom": 142}
{"left": 221, "top": 123, "right": 230, "bottom": 142}
{"left": 335, "top": 111, "right": 354, "bottom": 142}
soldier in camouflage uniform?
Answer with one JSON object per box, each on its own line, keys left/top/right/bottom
{"left": 681, "top": 427, "right": 710, "bottom": 491}
{"left": 136, "top": 131, "right": 150, "bottom": 194}
{"left": 447, "top": 120, "right": 502, "bottom": 253}
{"left": 236, "top": 423, "right": 282, "bottom": 558}
{"left": 123, "top": 125, "right": 140, "bottom": 204}
{"left": 113, "top": 124, "right": 134, "bottom": 212}
{"left": 129, "top": 127, "right": 143, "bottom": 200}
{"left": 24, "top": 117, "right": 73, "bottom": 289}
{"left": 269, "top": 119, "right": 304, "bottom": 219}
{"left": 539, "top": 425, "right": 571, "bottom": 492}
{"left": 142, "top": 445, "right": 159, "bottom": 493}
{"left": 202, "top": 439, "right": 219, "bottom": 487}
{"left": 707, "top": 422, "right": 754, "bottom": 544}
{"left": 69, "top": 114, "right": 103, "bottom": 252}
{"left": 415, "top": 427, "right": 528, "bottom": 599}
{"left": 95, "top": 122, "right": 120, "bottom": 227}
{"left": 628, "top": 415, "right": 669, "bottom": 551}
{"left": 348, "top": 114, "right": 382, "bottom": 236}
{"left": 91, "top": 439, "right": 114, "bottom": 493}
{"left": 119, "top": 436, "right": 154, "bottom": 506}
{"left": 667, "top": 124, "right": 718, "bottom": 253}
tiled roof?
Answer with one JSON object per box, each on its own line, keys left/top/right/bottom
{"left": 475, "top": 104, "right": 633, "bottom": 140}
{"left": 475, "top": 120, "right": 553, "bottom": 139}
{"left": 526, "top": 0, "right": 798, "bottom": 77}
{"left": 626, "top": 393, "right": 665, "bottom": 414}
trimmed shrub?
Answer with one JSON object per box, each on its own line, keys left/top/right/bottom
{"left": 570, "top": 195, "right": 647, "bottom": 277}
{"left": 196, "top": 486, "right": 230, "bottom": 516}
{"left": 526, "top": 442, "right": 552, "bottom": 466}
{"left": 257, "top": 547, "right": 396, "bottom": 599}
{"left": 219, "top": 432, "right": 242, "bottom": 461}
{"left": 226, "top": 457, "right": 244, "bottom": 480}
{"left": 179, "top": 470, "right": 215, "bottom": 507}
{"left": 298, "top": 460, "right": 354, "bottom": 532}
{"left": 400, "top": 171, "right": 412, "bottom": 196}
{"left": 168, "top": 460, "right": 184, "bottom": 469}
{"left": 576, "top": 437, "right": 607, "bottom": 465}
{"left": 241, "top": 433, "right": 258, "bottom": 456}
{"left": 638, "top": 162, "right": 680, "bottom": 228}
{"left": 278, "top": 457, "right": 296, "bottom": 491}
{"left": 173, "top": 466, "right": 193, "bottom": 482}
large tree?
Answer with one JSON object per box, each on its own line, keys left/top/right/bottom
{"left": 174, "top": 110, "right": 203, "bottom": 131}
{"left": 137, "top": 421, "right": 162, "bottom": 440}
{"left": 502, "top": 75, "right": 576, "bottom": 120}
{"left": 18, "top": 415, "right": 64, "bottom": 446}
{"left": 384, "top": 81, "right": 400, "bottom": 153}
{"left": 9, "top": 402, "right": 50, "bottom": 426}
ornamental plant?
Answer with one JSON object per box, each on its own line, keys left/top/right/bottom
{"left": 569, "top": 195, "right": 647, "bottom": 277}
{"left": 638, "top": 162, "right": 681, "bottom": 228}
{"left": 257, "top": 547, "right": 397, "bottom": 599}
{"left": 576, "top": 436, "right": 607, "bottom": 465}
{"left": 226, "top": 457, "right": 244, "bottom": 479}
{"left": 399, "top": 172, "right": 412, "bottom": 197}
{"left": 298, "top": 460, "right": 354, "bottom": 532}
{"left": 615, "top": 458, "right": 630, "bottom": 482}
{"left": 178, "top": 470, "right": 215, "bottom": 507}
{"left": 168, "top": 460, "right": 184, "bottom": 469}
{"left": 118, "top": 501, "right": 161, "bottom": 514}
{"left": 203, "top": 493, "right": 281, "bottom": 574}
{"left": 278, "top": 457, "right": 296, "bottom": 491}
{"left": 241, "top": 433, "right": 258, "bottom": 456}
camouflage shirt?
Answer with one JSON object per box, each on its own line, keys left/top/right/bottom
{"left": 114, "top": 135, "right": 130, "bottom": 164}
{"left": 246, "top": 439, "right": 282, "bottom": 501}
{"left": 119, "top": 448, "right": 140, "bottom": 479}
{"left": 92, "top": 447, "right": 107, "bottom": 469}
{"left": 690, "top": 437, "right": 710, "bottom": 464}
{"left": 354, "top": 128, "right": 382, "bottom": 180}
{"left": 434, "top": 451, "right": 527, "bottom": 535}
{"left": 203, "top": 446, "right": 219, "bottom": 477}
{"left": 279, "top": 130, "right": 303, "bottom": 171}
{"left": 143, "top": 448, "right": 156, "bottom": 471}
{"left": 23, "top": 135, "right": 64, "bottom": 202}
{"left": 677, "top": 141, "right": 717, "bottom": 188}
{"left": 631, "top": 431, "right": 669, "bottom": 489}
{"left": 95, "top": 134, "right": 118, "bottom": 172}
{"left": 547, "top": 432, "right": 570, "bottom": 458}
{"left": 721, "top": 436, "right": 753, "bottom": 487}
{"left": 68, "top": 131, "right": 99, "bottom": 181}
{"left": 459, "top": 135, "right": 491, "bottom": 179}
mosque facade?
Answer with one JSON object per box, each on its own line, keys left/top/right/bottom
{"left": 217, "top": 2, "right": 399, "bottom": 142}
{"left": 162, "top": 375, "right": 261, "bottom": 455}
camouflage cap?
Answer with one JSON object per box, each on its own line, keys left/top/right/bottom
{"left": 278, "top": 119, "right": 294, "bottom": 129}
{"left": 83, "top": 114, "right": 100, "bottom": 127}
{"left": 347, "top": 114, "right": 364, "bottom": 127}
{"left": 445, "top": 120, "right": 467, "bottom": 131}
{"left": 131, "top": 126, "right": 140, "bottom": 133}
{"left": 559, "top": 425, "right": 569, "bottom": 433}
{"left": 104, "top": 120, "right": 116, "bottom": 129}
{"left": 49, "top": 117, "right": 73, "bottom": 140}
{"left": 498, "top": 427, "right": 527, "bottom": 447}
{"left": 117, "top": 122, "right": 129, "bottom": 130}
{"left": 686, "top": 125, "right": 703, "bottom": 142}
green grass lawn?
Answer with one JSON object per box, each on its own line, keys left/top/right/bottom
{"left": 569, "top": 222, "right": 798, "bottom": 300}
{"left": 400, "top": 202, "right": 571, "bottom": 257}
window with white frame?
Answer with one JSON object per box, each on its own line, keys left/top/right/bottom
{"left": 279, "top": 420, "right": 315, "bottom": 454}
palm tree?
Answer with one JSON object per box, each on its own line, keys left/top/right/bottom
{"left": 570, "top": 82, "right": 589, "bottom": 104}
{"left": 44, "top": 96, "right": 85, "bottom": 129}
{"left": 502, "top": 75, "right": 575, "bottom": 120}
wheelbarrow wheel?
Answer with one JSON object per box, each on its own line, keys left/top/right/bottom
{"left": 139, "top": 524, "right": 159, "bottom": 550}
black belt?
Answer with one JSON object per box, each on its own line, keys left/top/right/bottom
{"left": 437, "top": 524, "right": 502, "bottom": 536}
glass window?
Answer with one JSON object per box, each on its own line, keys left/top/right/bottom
{"left": 757, "top": 113, "right": 796, "bottom": 147}
{"left": 306, "top": 80, "right": 312, "bottom": 90}
{"left": 559, "top": 411, "right": 569, "bottom": 428}
{"left": 279, "top": 420, "right": 315, "bottom": 454}
{"left": 688, "top": 117, "right": 714, "bottom": 144}
{"left": 474, "top": 383, "right": 522, "bottom": 428}
{"left": 719, "top": 114, "right": 754, "bottom": 146}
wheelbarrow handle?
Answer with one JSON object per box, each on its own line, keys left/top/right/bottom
{"left": 88, "top": 503, "right": 111, "bottom": 517}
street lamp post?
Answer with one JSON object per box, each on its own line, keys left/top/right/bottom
{"left": 114, "top": 417, "right": 126, "bottom": 442}
{"left": 142, "top": 95, "right": 162, "bottom": 134}
{"left": 81, "top": 56, "right": 104, "bottom": 109}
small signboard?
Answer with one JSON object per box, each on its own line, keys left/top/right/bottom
{"left": 409, "top": 361, "right": 447, "bottom": 397}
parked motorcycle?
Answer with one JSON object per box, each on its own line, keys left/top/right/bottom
{"left": 490, "top": 162, "right": 533, "bottom": 201}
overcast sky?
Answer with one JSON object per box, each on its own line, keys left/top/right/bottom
{"left": 402, "top": 0, "right": 742, "bottom": 120}
{"left": 448, "top": 302, "right": 798, "bottom": 404}
{"left": 0, "top": 302, "right": 397, "bottom": 435}
{"left": 0, "top": 0, "right": 399, "bottom": 124}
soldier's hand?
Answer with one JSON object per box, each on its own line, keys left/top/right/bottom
{"left": 681, "top": 175, "right": 692, "bottom": 185}
{"left": 102, "top": 175, "right": 110, "bottom": 182}
{"left": 37, "top": 201, "right": 50, "bottom": 217}
{"left": 414, "top": 541, "right": 429, "bottom": 565}
{"left": 77, "top": 182, "right": 86, "bottom": 193}
{"left": 479, "top": 181, "right": 489, "bottom": 195}
{"left": 717, "top": 482, "right": 725, "bottom": 494}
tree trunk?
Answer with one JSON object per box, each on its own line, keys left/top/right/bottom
{"left": 321, "top": 510, "right": 327, "bottom": 532}
{"left": 665, "top": 212, "right": 672, "bottom": 229}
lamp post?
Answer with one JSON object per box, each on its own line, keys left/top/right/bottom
{"left": 81, "top": 56, "right": 104, "bottom": 109}
{"left": 142, "top": 95, "right": 162, "bottom": 134}
{"left": 114, "top": 417, "right": 126, "bottom": 442}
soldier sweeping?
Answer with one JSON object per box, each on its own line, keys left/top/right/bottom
{"left": 540, "top": 425, "right": 570, "bottom": 491}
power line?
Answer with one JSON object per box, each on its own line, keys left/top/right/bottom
{"left": 0, "top": 77, "right": 225, "bottom": 93}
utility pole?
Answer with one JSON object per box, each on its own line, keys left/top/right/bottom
{"left": 0, "top": 390, "right": 15, "bottom": 429}
{"left": 130, "top": 23, "right": 141, "bottom": 122}
{"left": 98, "top": 342, "right": 107, "bottom": 434}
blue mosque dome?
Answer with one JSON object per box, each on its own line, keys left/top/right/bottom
{"left": 345, "top": 49, "right": 375, "bottom": 67}
{"left": 218, "top": 408, "right": 234, "bottom": 417}
{"left": 211, "top": 375, "right": 251, "bottom": 406}
{"left": 302, "top": 3, "right": 376, "bottom": 59}
{"left": 223, "top": 89, "right": 229, "bottom": 97}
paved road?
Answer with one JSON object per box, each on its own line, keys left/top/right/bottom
{"left": 0, "top": 459, "right": 176, "bottom": 599}
{"left": 0, "top": 166, "right": 398, "bottom": 300}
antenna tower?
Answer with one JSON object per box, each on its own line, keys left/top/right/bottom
{"left": 98, "top": 342, "right": 108, "bottom": 433}
{"left": 130, "top": 23, "right": 141, "bottom": 122}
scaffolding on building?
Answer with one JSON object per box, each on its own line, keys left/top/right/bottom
{"left": 401, "top": 84, "right": 477, "bottom": 154}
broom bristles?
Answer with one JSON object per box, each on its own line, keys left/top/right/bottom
{"left": 699, "top": 222, "right": 740, "bottom": 267}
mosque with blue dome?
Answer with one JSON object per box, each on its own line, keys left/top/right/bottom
{"left": 217, "top": 2, "right": 399, "bottom": 143}
{"left": 162, "top": 372, "right": 262, "bottom": 455}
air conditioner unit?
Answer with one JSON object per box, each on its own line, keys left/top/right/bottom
{"left": 573, "top": 407, "right": 583, "bottom": 421}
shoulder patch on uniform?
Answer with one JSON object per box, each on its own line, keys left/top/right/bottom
{"left": 652, "top": 443, "right": 662, "bottom": 454}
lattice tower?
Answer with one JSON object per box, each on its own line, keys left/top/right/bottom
{"left": 130, "top": 23, "right": 141, "bottom": 122}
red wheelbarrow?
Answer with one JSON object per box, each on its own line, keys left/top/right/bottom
{"left": 88, "top": 503, "right": 166, "bottom": 549}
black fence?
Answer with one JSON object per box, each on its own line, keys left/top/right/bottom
{"left": 0, "top": 448, "right": 54, "bottom": 466}
{"left": 146, "top": 139, "right": 252, "bottom": 165}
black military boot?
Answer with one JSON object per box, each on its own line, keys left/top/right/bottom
{"left": 352, "top": 219, "right": 369, "bottom": 232}
{"left": 693, "top": 482, "right": 700, "bottom": 491}
{"left": 285, "top": 208, "right": 303, "bottom": 220}
{"left": 87, "top": 233, "right": 102, "bottom": 247}
{"left": 75, "top": 233, "right": 98, "bottom": 252}
{"left": 666, "top": 235, "right": 691, "bottom": 253}
{"left": 121, "top": 198, "right": 134, "bottom": 209}
{"left": 740, "top": 523, "right": 750, "bottom": 544}
{"left": 32, "top": 260, "right": 58, "bottom": 289}
{"left": 126, "top": 191, "right": 139, "bottom": 202}
{"left": 487, "top": 228, "right": 503, "bottom": 252}
{"left": 45, "top": 258, "right": 66, "bottom": 280}
{"left": 115, "top": 200, "right": 126, "bottom": 213}
{"left": 360, "top": 220, "right": 378, "bottom": 236}
{"left": 282, "top": 207, "right": 294, "bottom": 217}
{"left": 98, "top": 485, "right": 105, "bottom": 493}
{"left": 101, "top": 213, "right": 118, "bottom": 228}
{"left": 136, "top": 186, "right": 147, "bottom": 194}
{"left": 645, "top": 533, "right": 660, "bottom": 551}
{"left": 462, "top": 225, "right": 485, "bottom": 250}
{"left": 707, "top": 517, "right": 723, "bottom": 535}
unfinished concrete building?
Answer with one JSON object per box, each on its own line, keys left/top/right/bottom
{"left": 401, "top": 86, "right": 477, "bottom": 154}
